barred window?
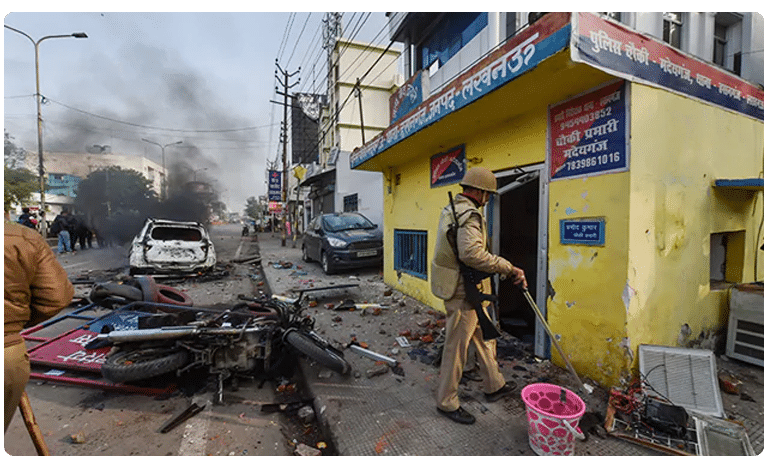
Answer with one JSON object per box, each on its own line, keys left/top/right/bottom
{"left": 344, "top": 193, "right": 358, "bottom": 212}
{"left": 394, "top": 230, "right": 428, "bottom": 279}
{"left": 663, "top": 12, "right": 682, "bottom": 49}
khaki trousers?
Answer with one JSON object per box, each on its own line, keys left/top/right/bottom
{"left": 5, "top": 341, "right": 30, "bottom": 432}
{"left": 436, "top": 298, "right": 505, "bottom": 411}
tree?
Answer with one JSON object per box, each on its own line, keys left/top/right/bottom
{"left": 75, "top": 166, "right": 157, "bottom": 217}
{"left": 244, "top": 196, "right": 262, "bottom": 219}
{"left": 4, "top": 130, "right": 37, "bottom": 211}
{"left": 74, "top": 166, "right": 158, "bottom": 243}
{"left": 4, "top": 166, "right": 38, "bottom": 212}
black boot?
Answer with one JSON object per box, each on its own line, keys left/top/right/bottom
{"left": 485, "top": 381, "right": 517, "bottom": 402}
{"left": 437, "top": 407, "right": 476, "bottom": 424}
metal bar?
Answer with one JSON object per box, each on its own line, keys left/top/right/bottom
{"left": 158, "top": 403, "right": 205, "bottom": 433}
{"left": 21, "top": 302, "right": 99, "bottom": 338}
{"left": 29, "top": 372, "right": 174, "bottom": 395}
{"left": 347, "top": 343, "right": 398, "bottom": 367}
{"left": 522, "top": 287, "right": 591, "bottom": 393}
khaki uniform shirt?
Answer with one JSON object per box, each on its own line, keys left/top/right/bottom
{"left": 4, "top": 221, "right": 74, "bottom": 346}
{"left": 431, "top": 193, "right": 514, "bottom": 303}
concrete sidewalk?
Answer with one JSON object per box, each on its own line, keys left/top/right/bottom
{"left": 253, "top": 231, "right": 763, "bottom": 456}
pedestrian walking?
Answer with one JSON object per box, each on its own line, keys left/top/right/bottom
{"left": 430, "top": 167, "right": 527, "bottom": 424}
{"left": 50, "top": 210, "right": 73, "bottom": 254}
{"left": 5, "top": 216, "right": 75, "bottom": 431}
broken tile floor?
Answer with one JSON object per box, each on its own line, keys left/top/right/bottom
{"left": 255, "top": 232, "right": 764, "bottom": 456}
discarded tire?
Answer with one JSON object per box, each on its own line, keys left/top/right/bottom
{"left": 89, "top": 283, "right": 143, "bottom": 306}
{"left": 155, "top": 285, "right": 193, "bottom": 307}
{"left": 284, "top": 330, "right": 351, "bottom": 375}
{"left": 101, "top": 348, "right": 189, "bottom": 383}
{"left": 134, "top": 276, "right": 159, "bottom": 302}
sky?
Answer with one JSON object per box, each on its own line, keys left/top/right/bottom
{"left": 3, "top": 8, "right": 393, "bottom": 213}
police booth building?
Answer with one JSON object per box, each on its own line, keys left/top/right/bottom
{"left": 350, "top": 12, "right": 764, "bottom": 388}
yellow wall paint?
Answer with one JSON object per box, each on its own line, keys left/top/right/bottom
{"left": 373, "top": 60, "right": 762, "bottom": 390}
{"left": 382, "top": 102, "right": 553, "bottom": 307}
{"left": 548, "top": 172, "right": 632, "bottom": 387}
{"left": 626, "top": 84, "right": 763, "bottom": 365}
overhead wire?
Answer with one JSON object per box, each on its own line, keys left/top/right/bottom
{"left": 281, "top": 12, "right": 403, "bottom": 165}
{"left": 285, "top": 12, "right": 313, "bottom": 69}
{"left": 44, "top": 97, "right": 267, "bottom": 134}
{"left": 276, "top": 12, "right": 296, "bottom": 62}
{"left": 44, "top": 118, "right": 271, "bottom": 146}
{"left": 297, "top": 14, "right": 328, "bottom": 87}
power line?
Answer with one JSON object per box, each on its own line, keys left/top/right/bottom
{"left": 42, "top": 117, "right": 274, "bottom": 145}
{"left": 285, "top": 12, "right": 313, "bottom": 69}
{"left": 45, "top": 97, "right": 268, "bottom": 133}
{"left": 277, "top": 12, "right": 296, "bottom": 61}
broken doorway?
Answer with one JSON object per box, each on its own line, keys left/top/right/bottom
{"left": 491, "top": 165, "right": 547, "bottom": 355}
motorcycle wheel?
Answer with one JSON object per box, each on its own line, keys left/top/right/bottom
{"left": 101, "top": 348, "right": 189, "bottom": 383}
{"left": 284, "top": 330, "right": 351, "bottom": 375}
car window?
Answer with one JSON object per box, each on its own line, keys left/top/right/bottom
{"left": 322, "top": 214, "right": 374, "bottom": 232}
{"left": 150, "top": 226, "right": 203, "bottom": 242}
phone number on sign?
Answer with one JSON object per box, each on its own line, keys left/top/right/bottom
{"left": 566, "top": 151, "right": 621, "bottom": 171}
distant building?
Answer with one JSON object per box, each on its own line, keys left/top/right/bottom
{"left": 299, "top": 37, "right": 402, "bottom": 230}
{"left": 40, "top": 151, "right": 165, "bottom": 198}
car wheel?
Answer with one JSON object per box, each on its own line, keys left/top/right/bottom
{"left": 321, "top": 251, "right": 334, "bottom": 275}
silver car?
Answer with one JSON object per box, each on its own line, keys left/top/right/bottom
{"left": 129, "top": 218, "right": 216, "bottom": 275}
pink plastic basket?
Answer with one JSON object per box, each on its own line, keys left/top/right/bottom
{"left": 521, "top": 383, "right": 586, "bottom": 456}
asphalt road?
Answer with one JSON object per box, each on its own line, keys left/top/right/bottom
{"left": 4, "top": 223, "right": 312, "bottom": 456}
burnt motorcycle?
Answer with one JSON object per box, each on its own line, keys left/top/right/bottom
{"left": 97, "top": 294, "right": 351, "bottom": 391}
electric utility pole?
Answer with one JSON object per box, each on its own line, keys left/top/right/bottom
{"left": 274, "top": 60, "right": 300, "bottom": 247}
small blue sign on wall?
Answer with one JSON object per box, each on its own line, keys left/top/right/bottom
{"left": 560, "top": 218, "right": 605, "bottom": 246}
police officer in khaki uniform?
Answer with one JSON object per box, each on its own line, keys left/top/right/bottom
{"left": 431, "top": 167, "right": 527, "bottom": 424}
{"left": 5, "top": 217, "right": 74, "bottom": 431}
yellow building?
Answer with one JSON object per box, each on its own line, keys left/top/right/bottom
{"left": 351, "top": 13, "right": 763, "bottom": 388}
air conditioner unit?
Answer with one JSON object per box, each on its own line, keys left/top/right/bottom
{"left": 726, "top": 284, "right": 763, "bottom": 366}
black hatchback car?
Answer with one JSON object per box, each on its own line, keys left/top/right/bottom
{"left": 302, "top": 212, "right": 383, "bottom": 274}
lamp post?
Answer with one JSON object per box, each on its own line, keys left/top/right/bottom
{"left": 4, "top": 25, "right": 87, "bottom": 221}
{"left": 142, "top": 138, "right": 182, "bottom": 199}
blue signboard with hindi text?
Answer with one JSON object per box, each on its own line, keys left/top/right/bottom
{"left": 560, "top": 218, "right": 605, "bottom": 246}
{"left": 268, "top": 170, "right": 282, "bottom": 202}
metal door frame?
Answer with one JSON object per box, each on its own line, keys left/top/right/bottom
{"left": 491, "top": 162, "right": 549, "bottom": 357}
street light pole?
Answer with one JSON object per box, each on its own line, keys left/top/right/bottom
{"left": 4, "top": 25, "right": 87, "bottom": 221}
{"left": 142, "top": 138, "right": 182, "bottom": 199}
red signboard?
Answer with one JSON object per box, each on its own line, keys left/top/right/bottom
{"left": 27, "top": 328, "right": 108, "bottom": 372}
{"left": 430, "top": 145, "right": 466, "bottom": 188}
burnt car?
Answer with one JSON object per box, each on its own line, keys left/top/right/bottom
{"left": 129, "top": 218, "right": 216, "bottom": 275}
{"left": 302, "top": 212, "right": 383, "bottom": 274}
